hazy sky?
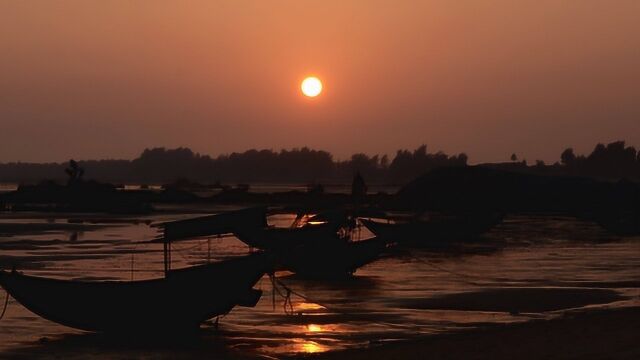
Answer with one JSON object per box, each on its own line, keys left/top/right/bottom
{"left": 1, "top": 1, "right": 639, "bottom": 163}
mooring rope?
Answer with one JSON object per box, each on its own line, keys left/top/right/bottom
{"left": 407, "top": 254, "right": 489, "bottom": 286}
{"left": 269, "top": 275, "right": 356, "bottom": 317}
{"left": 269, "top": 275, "right": 294, "bottom": 315}
{"left": 268, "top": 275, "right": 406, "bottom": 331}
{"left": 0, "top": 289, "right": 9, "bottom": 321}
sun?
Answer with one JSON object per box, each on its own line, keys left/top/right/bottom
{"left": 301, "top": 76, "right": 322, "bottom": 97}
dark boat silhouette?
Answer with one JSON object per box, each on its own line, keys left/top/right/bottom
{"left": 158, "top": 207, "right": 386, "bottom": 278}
{"left": 0, "top": 209, "right": 273, "bottom": 333}
{"left": 156, "top": 206, "right": 268, "bottom": 241}
{"left": 232, "top": 211, "right": 387, "bottom": 277}
{"left": 233, "top": 221, "right": 346, "bottom": 251}
{"left": 277, "top": 236, "right": 388, "bottom": 278}
{"left": 360, "top": 212, "right": 503, "bottom": 247}
{"left": 0, "top": 254, "right": 269, "bottom": 332}
{"left": 155, "top": 206, "right": 344, "bottom": 251}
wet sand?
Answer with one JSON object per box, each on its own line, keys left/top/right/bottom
{"left": 308, "top": 306, "right": 640, "bottom": 360}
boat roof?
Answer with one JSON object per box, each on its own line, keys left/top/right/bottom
{"left": 152, "top": 206, "right": 268, "bottom": 243}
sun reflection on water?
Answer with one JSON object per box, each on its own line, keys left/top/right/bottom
{"left": 295, "top": 339, "right": 326, "bottom": 353}
{"left": 306, "top": 324, "right": 323, "bottom": 333}
{"left": 296, "top": 302, "right": 326, "bottom": 311}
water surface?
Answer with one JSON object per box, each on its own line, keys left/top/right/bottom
{"left": 0, "top": 211, "right": 638, "bottom": 358}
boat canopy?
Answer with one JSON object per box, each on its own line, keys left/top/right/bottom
{"left": 153, "top": 206, "right": 268, "bottom": 242}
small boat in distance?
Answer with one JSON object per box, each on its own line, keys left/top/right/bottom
{"left": 360, "top": 212, "right": 503, "bottom": 247}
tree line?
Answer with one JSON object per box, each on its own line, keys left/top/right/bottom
{"left": 1, "top": 141, "right": 637, "bottom": 185}
{"left": 0, "top": 146, "right": 467, "bottom": 185}
{"left": 558, "top": 141, "right": 640, "bottom": 180}
{"left": 485, "top": 141, "right": 640, "bottom": 181}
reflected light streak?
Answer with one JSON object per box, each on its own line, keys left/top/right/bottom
{"left": 295, "top": 339, "right": 326, "bottom": 353}
{"left": 306, "top": 324, "right": 323, "bottom": 333}
{"left": 296, "top": 302, "right": 326, "bottom": 311}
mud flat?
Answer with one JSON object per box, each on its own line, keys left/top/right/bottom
{"left": 307, "top": 306, "right": 640, "bottom": 360}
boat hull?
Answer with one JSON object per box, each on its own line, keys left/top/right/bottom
{"left": 361, "top": 213, "right": 503, "bottom": 246}
{"left": 234, "top": 222, "right": 343, "bottom": 251}
{"left": 278, "top": 237, "right": 388, "bottom": 278}
{"left": 0, "top": 253, "right": 270, "bottom": 332}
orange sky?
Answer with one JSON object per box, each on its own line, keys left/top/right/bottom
{"left": 1, "top": 1, "right": 639, "bottom": 163}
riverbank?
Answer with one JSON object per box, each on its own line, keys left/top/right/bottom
{"left": 306, "top": 306, "right": 640, "bottom": 360}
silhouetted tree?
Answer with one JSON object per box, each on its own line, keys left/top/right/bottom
{"left": 561, "top": 148, "right": 576, "bottom": 165}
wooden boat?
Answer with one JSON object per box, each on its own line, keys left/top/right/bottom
{"left": 0, "top": 254, "right": 269, "bottom": 332}
{"left": 162, "top": 207, "right": 386, "bottom": 278}
{"left": 233, "top": 221, "right": 346, "bottom": 251}
{"left": 233, "top": 212, "right": 388, "bottom": 277}
{"left": 360, "top": 212, "right": 503, "bottom": 246}
{"left": 0, "top": 210, "right": 273, "bottom": 333}
{"left": 278, "top": 236, "right": 388, "bottom": 278}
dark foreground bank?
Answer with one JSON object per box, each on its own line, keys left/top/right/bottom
{"left": 2, "top": 305, "right": 639, "bottom": 359}
{"left": 302, "top": 306, "right": 640, "bottom": 360}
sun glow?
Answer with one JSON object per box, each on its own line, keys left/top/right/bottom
{"left": 301, "top": 77, "right": 322, "bottom": 97}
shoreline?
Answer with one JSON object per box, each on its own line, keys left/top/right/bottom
{"left": 303, "top": 306, "right": 640, "bottom": 360}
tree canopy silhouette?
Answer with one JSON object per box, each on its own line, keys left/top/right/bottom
{"left": 2, "top": 141, "right": 637, "bottom": 185}
{"left": 559, "top": 141, "right": 639, "bottom": 180}
{"left": 0, "top": 146, "right": 467, "bottom": 185}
